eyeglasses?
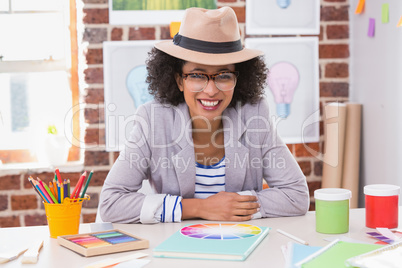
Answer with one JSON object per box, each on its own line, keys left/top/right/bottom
{"left": 181, "top": 71, "right": 239, "bottom": 92}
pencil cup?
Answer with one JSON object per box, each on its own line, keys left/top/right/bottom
{"left": 364, "top": 184, "right": 400, "bottom": 229}
{"left": 44, "top": 195, "right": 90, "bottom": 238}
{"left": 314, "top": 188, "right": 351, "bottom": 234}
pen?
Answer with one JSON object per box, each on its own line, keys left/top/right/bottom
{"left": 277, "top": 229, "right": 309, "bottom": 245}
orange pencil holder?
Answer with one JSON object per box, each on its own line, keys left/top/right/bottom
{"left": 44, "top": 195, "right": 90, "bottom": 238}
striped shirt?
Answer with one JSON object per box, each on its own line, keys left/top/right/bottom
{"left": 194, "top": 156, "right": 226, "bottom": 199}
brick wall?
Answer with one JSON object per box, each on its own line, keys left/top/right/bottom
{"left": 0, "top": 0, "right": 349, "bottom": 227}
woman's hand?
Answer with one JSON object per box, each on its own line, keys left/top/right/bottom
{"left": 182, "top": 192, "right": 260, "bottom": 221}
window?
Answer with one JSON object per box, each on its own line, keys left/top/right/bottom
{"left": 0, "top": 0, "right": 79, "bottom": 164}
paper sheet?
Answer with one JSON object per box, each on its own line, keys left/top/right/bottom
{"left": 397, "top": 16, "right": 402, "bottom": 27}
{"left": 341, "top": 103, "right": 362, "bottom": 208}
{"left": 382, "top": 4, "right": 389, "bottom": 23}
{"left": 355, "top": 0, "right": 365, "bottom": 14}
{"left": 368, "top": 18, "right": 375, "bottom": 37}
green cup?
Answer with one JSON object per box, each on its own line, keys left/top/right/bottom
{"left": 315, "top": 188, "right": 352, "bottom": 234}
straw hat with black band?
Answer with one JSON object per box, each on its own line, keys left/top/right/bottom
{"left": 155, "top": 6, "right": 263, "bottom": 66}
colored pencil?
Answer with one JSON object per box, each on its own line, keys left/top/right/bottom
{"left": 60, "top": 181, "right": 64, "bottom": 203}
{"left": 57, "top": 183, "right": 61, "bottom": 203}
{"left": 67, "top": 179, "right": 71, "bottom": 197}
{"left": 71, "top": 171, "right": 86, "bottom": 199}
{"left": 28, "top": 177, "right": 47, "bottom": 203}
{"left": 49, "top": 181, "right": 55, "bottom": 197}
{"left": 35, "top": 183, "right": 50, "bottom": 203}
{"left": 74, "top": 172, "right": 87, "bottom": 199}
{"left": 37, "top": 178, "right": 54, "bottom": 204}
{"left": 55, "top": 168, "right": 63, "bottom": 184}
{"left": 80, "top": 170, "right": 93, "bottom": 198}
{"left": 64, "top": 180, "right": 68, "bottom": 200}
{"left": 43, "top": 180, "right": 58, "bottom": 204}
{"left": 52, "top": 178, "right": 58, "bottom": 200}
{"left": 33, "top": 180, "right": 50, "bottom": 203}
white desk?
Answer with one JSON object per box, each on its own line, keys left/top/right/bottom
{"left": 0, "top": 208, "right": 400, "bottom": 268}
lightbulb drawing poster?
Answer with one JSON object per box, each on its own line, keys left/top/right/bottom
{"left": 246, "top": 0, "right": 320, "bottom": 35}
{"left": 103, "top": 40, "right": 158, "bottom": 151}
{"left": 245, "top": 37, "right": 320, "bottom": 144}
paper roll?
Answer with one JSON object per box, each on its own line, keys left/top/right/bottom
{"left": 322, "top": 103, "right": 347, "bottom": 189}
{"left": 341, "top": 103, "right": 362, "bottom": 208}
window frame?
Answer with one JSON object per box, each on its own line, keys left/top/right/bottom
{"left": 0, "top": 0, "right": 80, "bottom": 164}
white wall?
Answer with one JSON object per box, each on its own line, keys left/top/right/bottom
{"left": 350, "top": 0, "right": 402, "bottom": 206}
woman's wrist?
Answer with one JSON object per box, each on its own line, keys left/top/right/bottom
{"left": 181, "top": 198, "right": 203, "bottom": 220}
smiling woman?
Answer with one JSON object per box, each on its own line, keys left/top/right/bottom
{"left": 99, "top": 7, "right": 309, "bottom": 225}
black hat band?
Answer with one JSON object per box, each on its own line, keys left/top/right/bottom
{"left": 173, "top": 33, "right": 242, "bottom": 54}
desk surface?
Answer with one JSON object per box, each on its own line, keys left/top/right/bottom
{"left": 1, "top": 208, "right": 400, "bottom": 268}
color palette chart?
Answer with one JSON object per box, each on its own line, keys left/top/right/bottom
{"left": 367, "top": 230, "right": 402, "bottom": 245}
{"left": 180, "top": 223, "right": 262, "bottom": 240}
{"left": 58, "top": 229, "right": 149, "bottom": 257}
{"left": 68, "top": 231, "right": 138, "bottom": 248}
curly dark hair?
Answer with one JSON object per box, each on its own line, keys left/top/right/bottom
{"left": 146, "top": 47, "right": 268, "bottom": 107}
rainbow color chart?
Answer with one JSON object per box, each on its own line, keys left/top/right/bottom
{"left": 68, "top": 231, "right": 138, "bottom": 248}
{"left": 180, "top": 223, "right": 262, "bottom": 240}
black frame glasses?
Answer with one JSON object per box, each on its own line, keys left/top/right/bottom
{"left": 181, "top": 71, "right": 239, "bottom": 92}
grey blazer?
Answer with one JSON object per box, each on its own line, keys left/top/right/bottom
{"left": 99, "top": 97, "right": 310, "bottom": 223}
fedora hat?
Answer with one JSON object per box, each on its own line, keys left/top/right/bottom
{"left": 155, "top": 6, "right": 263, "bottom": 65}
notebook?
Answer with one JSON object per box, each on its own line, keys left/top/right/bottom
{"left": 346, "top": 241, "right": 402, "bottom": 268}
{"left": 153, "top": 223, "right": 270, "bottom": 261}
{"left": 297, "top": 240, "right": 383, "bottom": 268}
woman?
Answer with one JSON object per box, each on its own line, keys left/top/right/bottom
{"left": 99, "top": 7, "right": 309, "bottom": 224}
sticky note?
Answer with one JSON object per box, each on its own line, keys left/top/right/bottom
{"left": 382, "top": 4, "right": 389, "bottom": 23}
{"left": 368, "top": 18, "right": 375, "bottom": 37}
{"left": 169, "top": 22, "right": 181, "bottom": 38}
{"left": 355, "top": 0, "right": 365, "bottom": 14}
{"left": 397, "top": 16, "right": 402, "bottom": 27}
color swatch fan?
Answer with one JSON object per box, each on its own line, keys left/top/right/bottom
{"left": 180, "top": 223, "right": 262, "bottom": 240}
{"left": 154, "top": 223, "right": 270, "bottom": 261}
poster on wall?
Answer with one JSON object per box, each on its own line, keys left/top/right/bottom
{"left": 109, "top": 0, "right": 217, "bottom": 25}
{"left": 246, "top": 0, "right": 320, "bottom": 35}
{"left": 103, "top": 40, "right": 159, "bottom": 151}
{"left": 245, "top": 37, "right": 320, "bottom": 144}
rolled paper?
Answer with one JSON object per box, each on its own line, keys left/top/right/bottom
{"left": 322, "top": 103, "right": 347, "bottom": 189}
{"left": 341, "top": 103, "right": 362, "bottom": 208}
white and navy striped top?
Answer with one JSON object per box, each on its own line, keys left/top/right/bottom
{"left": 194, "top": 156, "right": 226, "bottom": 199}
